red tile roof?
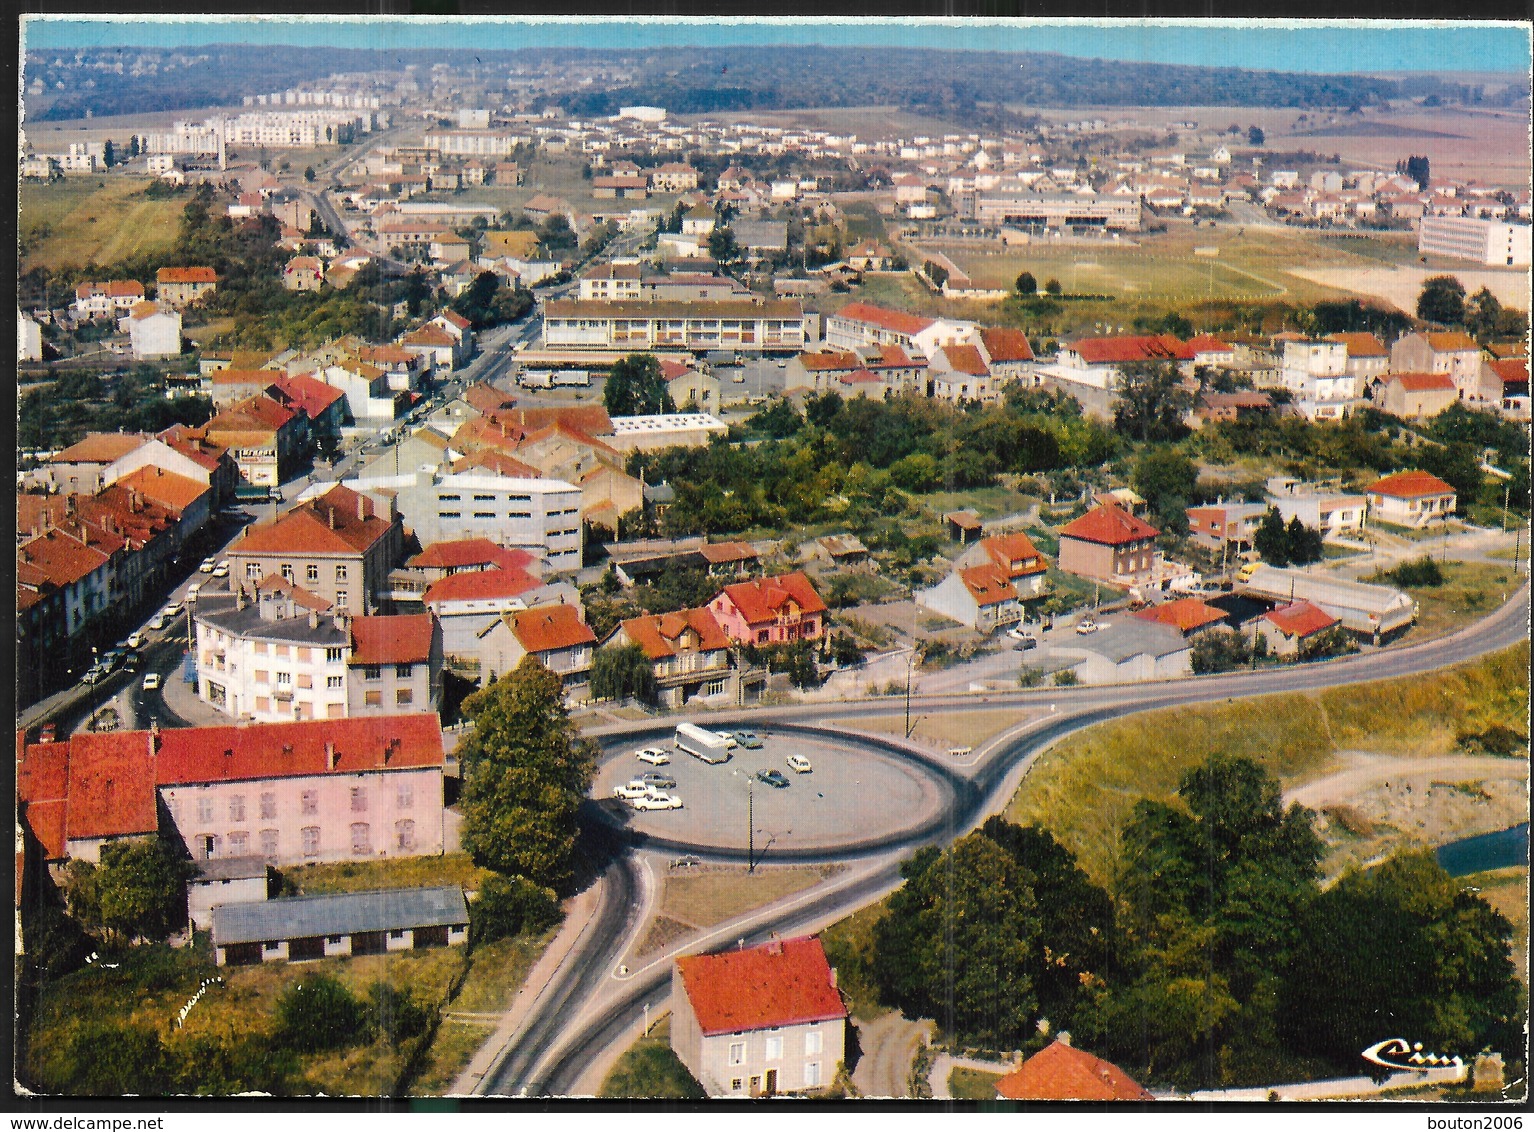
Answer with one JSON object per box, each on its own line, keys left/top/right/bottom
{"left": 940, "top": 344, "right": 989, "bottom": 376}
{"left": 231, "top": 484, "right": 396, "bottom": 557}
{"left": 697, "top": 541, "right": 758, "bottom": 565}
{"left": 158, "top": 266, "right": 218, "bottom": 284}
{"left": 676, "top": 936, "right": 847, "bottom": 1036}
{"left": 348, "top": 613, "right": 436, "bottom": 666}
{"left": 1327, "top": 331, "right": 1389, "bottom": 358}
{"left": 838, "top": 368, "right": 886, "bottom": 385}
{"left": 1183, "top": 333, "right": 1234, "bottom": 356}
{"left": 832, "top": 301, "right": 934, "bottom": 337}
{"left": 619, "top": 607, "right": 731, "bottom": 661}
{"left": 1367, "top": 470, "right": 1456, "bottom": 498}
{"left": 994, "top": 1040, "right": 1155, "bottom": 1102}
{"left": 1068, "top": 335, "right": 1182, "bottom": 365}
{"left": 867, "top": 344, "right": 925, "bottom": 369}
{"left": 209, "top": 368, "right": 281, "bottom": 386}
{"left": 423, "top": 566, "right": 542, "bottom": 605}
{"left": 489, "top": 405, "right": 614, "bottom": 436}
{"left": 1132, "top": 597, "right": 1226, "bottom": 634}
{"left": 1263, "top": 600, "right": 1339, "bottom": 638}
{"left": 981, "top": 532, "right": 1048, "bottom": 577}
{"left": 60, "top": 732, "right": 161, "bottom": 844}
{"left": 54, "top": 433, "right": 151, "bottom": 464}
{"left": 959, "top": 564, "right": 1018, "bottom": 605}
{"left": 979, "top": 326, "right": 1034, "bottom": 363}
{"left": 267, "top": 373, "right": 347, "bottom": 420}
{"left": 157, "top": 425, "right": 228, "bottom": 470}
{"left": 659, "top": 359, "right": 698, "bottom": 381}
{"left": 251, "top": 574, "right": 333, "bottom": 612}
{"left": 1488, "top": 358, "right": 1529, "bottom": 386}
{"left": 1389, "top": 372, "right": 1457, "bottom": 393}
{"left": 797, "top": 350, "right": 862, "bottom": 372}
{"left": 16, "top": 527, "right": 112, "bottom": 589}
{"left": 1423, "top": 331, "right": 1480, "bottom": 353}
{"left": 718, "top": 572, "right": 827, "bottom": 625}
{"left": 404, "top": 326, "right": 458, "bottom": 347}
{"left": 451, "top": 449, "right": 545, "bottom": 479}
{"left": 207, "top": 394, "right": 299, "bottom": 434}
{"left": 506, "top": 604, "right": 596, "bottom": 653}
{"left": 1059, "top": 503, "right": 1160, "bottom": 547}
{"left": 409, "top": 538, "right": 537, "bottom": 572}
{"left": 154, "top": 715, "right": 445, "bottom": 785}
{"left": 462, "top": 382, "right": 519, "bottom": 416}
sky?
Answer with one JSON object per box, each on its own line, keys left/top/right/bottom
{"left": 22, "top": 17, "right": 1533, "bottom": 76}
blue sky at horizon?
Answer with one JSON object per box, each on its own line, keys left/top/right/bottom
{"left": 23, "top": 17, "right": 1532, "bottom": 76}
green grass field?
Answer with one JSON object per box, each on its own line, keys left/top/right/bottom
{"left": 19, "top": 177, "right": 184, "bottom": 272}
{"left": 598, "top": 1016, "right": 705, "bottom": 1099}
{"left": 948, "top": 1067, "right": 1003, "bottom": 1100}
{"left": 1005, "top": 642, "right": 1529, "bottom": 886}
{"left": 1383, "top": 560, "right": 1522, "bottom": 642}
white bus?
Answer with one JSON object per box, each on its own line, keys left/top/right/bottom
{"left": 675, "top": 722, "right": 731, "bottom": 763}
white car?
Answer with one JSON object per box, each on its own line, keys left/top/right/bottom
{"left": 161, "top": 602, "right": 183, "bottom": 618}
{"left": 1075, "top": 617, "right": 1100, "bottom": 635}
{"left": 199, "top": 557, "right": 217, "bottom": 574}
{"left": 212, "top": 561, "right": 230, "bottom": 579}
{"left": 142, "top": 673, "right": 162, "bottom": 692}
{"left": 636, "top": 747, "right": 671, "bottom": 766}
{"left": 148, "top": 613, "right": 169, "bottom": 631}
{"left": 1007, "top": 626, "right": 1039, "bottom": 649}
{"left": 126, "top": 631, "right": 146, "bottom": 650}
{"left": 187, "top": 583, "right": 201, "bottom": 599}
{"left": 714, "top": 731, "right": 738, "bottom": 749}
{"left": 787, "top": 754, "right": 813, "bottom": 774}
{"left": 613, "top": 780, "right": 655, "bottom": 800}
{"left": 630, "top": 792, "right": 683, "bottom": 811}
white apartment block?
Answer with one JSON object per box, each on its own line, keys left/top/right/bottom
{"left": 1418, "top": 216, "right": 1533, "bottom": 267}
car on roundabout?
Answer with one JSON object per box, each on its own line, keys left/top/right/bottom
{"left": 640, "top": 773, "right": 677, "bottom": 790}
{"left": 630, "top": 792, "right": 683, "bottom": 811}
{"left": 613, "top": 780, "right": 656, "bottom": 800}
{"left": 734, "top": 730, "right": 764, "bottom": 749}
{"left": 786, "top": 754, "right": 813, "bottom": 774}
{"left": 1075, "top": 617, "right": 1100, "bottom": 635}
{"left": 714, "top": 730, "right": 739, "bottom": 749}
{"left": 636, "top": 747, "right": 670, "bottom": 766}
{"left": 142, "top": 673, "right": 162, "bottom": 692}
{"left": 756, "top": 769, "right": 791, "bottom": 789}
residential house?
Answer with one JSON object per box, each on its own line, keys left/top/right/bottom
{"left": 266, "top": 373, "right": 349, "bottom": 443}
{"left": 318, "top": 359, "right": 404, "bottom": 421}
{"left": 1131, "top": 597, "right": 1227, "bottom": 637}
{"left": 199, "top": 394, "right": 305, "bottom": 488}
{"left": 127, "top": 301, "right": 183, "bottom": 360}
{"left": 957, "top": 531, "right": 1050, "bottom": 598}
{"left": 1281, "top": 338, "right": 1357, "bottom": 420}
{"left": 156, "top": 266, "right": 218, "bottom": 307}
{"left": 1058, "top": 503, "right": 1161, "bottom": 587}
{"left": 994, "top": 1039, "right": 1155, "bottom": 1102}
{"left": 226, "top": 484, "right": 406, "bottom": 613}
{"left": 650, "top": 163, "right": 700, "bottom": 193}
{"left": 578, "top": 262, "right": 644, "bottom": 302}
{"left": 1047, "top": 335, "right": 1182, "bottom": 392}
{"left": 914, "top": 564, "right": 1021, "bottom": 633}
{"left": 977, "top": 326, "right": 1035, "bottom": 383}
{"left": 1390, "top": 331, "right": 1488, "bottom": 404}
{"left": 1184, "top": 501, "right": 1267, "bottom": 552}
{"left": 845, "top": 242, "right": 898, "bottom": 272}
{"left": 211, "top": 887, "right": 468, "bottom": 966}
{"left": 18, "top": 311, "right": 43, "bottom": 361}
{"left": 708, "top": 572, "right": 827, "bottom": 647}
{"left": 661, "top": 359, "right": 721, "bottom": 413}
{"left": 283, "top": 255, "right": 325, "bottom": 292}
{"left": 1366, "top": 470, "right": 1457, "bottom": 529}
{"left": 1377, "top": 372, "right": 1458, "bottom": 419}
{"left": 1068, "top": 618, "right": 1193, "bottom": 684}
{"left": 1266, "top": 477, "right": 1368, "bottom": 536}
{"left": 930, "top": 344, "right": 999, "bottom": 403}
{"left": 475, "top": 603, "right": 596, "bottom": 689}
{"left": 422, "top": 567, "right": 572, "bottom": 662}
{"left": 671, "top": 935, "right": 847, "bottom": 1097}
{"left": 1192, "top": 390, "right": 1273, "bottom": 425}
{"left": 347, "top": 612, "right": 444, "bottom": 717}
{"left": 1327, "top": 331, "right": 1392, "bottom": 385}
{"left": 71, "top": 280, "right": 146, "bottom": 320}
{"left": 388, "top": 536, "right": 537, "bottom": 605}
{"left": 604, "top": 607, "right": 737, "bottom": 708}
{"left": 824, "top": 302, "right": 976, "bottom": 360}
{"left": 16, "top": 731, "right": 160, "bottom": 865}
{"left": 1260, "top": 600, "right": 1341, "bottom": 657}
{"left": 187, "top": 857, "right": 271, "bottom": 931}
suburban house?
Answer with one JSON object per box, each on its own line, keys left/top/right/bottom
{"left": 1327, "top": 331, "right": 1392, "bottom": 385}
{"left": 1130, "top": 597, "right": 1227, "bottom": 638}
{"left": 603, "top": 607, "right": 738, "bottom": 708}
{"left": 1237, "top": 565, "right": 1416, "bottom": 640}
{"left": 708, "top": 572, "right": 827, "bottom": 647}
{"left": 1184, "top": 501, "right": 1268, "bottom": 552}
{"left": 671, "top": 935, "right": 848, "bottom": 1098}
{"left": 266, "top": 373, "right": 349, "bottom": 442}
{"left": 71, "top": 279, "right": 146, "bottom": 320}
{"left": 283, "top": 255, "right": 325, "bottom": 291}
{"left": 127, "top": 301, "right": 183, "bottom": 360}
{"left": 1058, "top": 503, "right": 1161, "bottom": 587}
{"left": 993, "top": 1038, "right": 1155, "bottom": 1102}
{"left": 977, "top": 326, "right": 1036, "bottom": 382}
{"left": 1377, "top": 372, "right": 1458, "bottom": 419}
{"left": 824, "top": 301, "right": 976, "bottom": 360}
{"left": 422, "top": 567, "right": 572, "bottom": 661}
{"left": 1280, "top": 338, "right": 1358, "bottom": 421}
{"left": 1366, "top": 470, "right": 1458, "bottom": 528}
{"left": 957, "top": 531, "right": 1050, "bottom": 598}
{"left": 1390, "top": 331, "right": 1488, "bottom": 404}
{"left": 346, "top": 613, "right": 444, "bottom": 717}
{"left": 1048, "top": 335, "right": 1182, "bottom": 392}
{"left": 914, "top": 564, "right": 1022, "bottom": 633}
{"left": 1265, "top": 477, "right": 1368, "bottom": 537}
{"left": 17, "top": 730, "right": 160, "bottom": 865}
{"left": 474, "top": 603, "right": 597, "bottom": 688}
{"left": 156, "top": 265, "right": 219, "bottom": 307}
{"left": 389, "top": 537, "right": 539, "bottom": 604}
{"left": 1261, "top": 600, "right": 1341, "bottom": 657}
{"left": 199, "top": 394, "right": 306, "bottom": 488}
{"left": 225, "top": 485, "right": 406, "bottom": 614}
{"left": 661, "top": 359, "right": 721, "bottom": 414}
{"left": 211, "top": 886, "right": 468, "bottom": 966}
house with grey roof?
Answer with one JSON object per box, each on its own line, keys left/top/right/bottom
{"left": 1068, "top": 618, "right": 1192, "bottom": 683}
{"left": 188, "top": 855, "right": 271, "bottom": 931}
{"left": 211, "top": 885, "right": 469, "bottom": 965}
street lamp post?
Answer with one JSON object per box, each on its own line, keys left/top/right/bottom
{"left": 747, "top": 777, "right": 755, "bottom": 874}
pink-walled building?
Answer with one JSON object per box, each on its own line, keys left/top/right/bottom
{"left": 708, "top": 572, "right": 827, "bottom": 647}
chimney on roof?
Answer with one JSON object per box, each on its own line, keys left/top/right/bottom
{"left": 357, "top": 495, "right": 367, "bottom": 523}
{"left": 149, "top": 719, "right": 161, "bottom": 753}
{"left": 223, "top": 747, "right": 233, "bottom": 759}
{"left": 766, "top": 932, "right": 782, "bottom": 956}
{"left": 308, "top": 608, "right": 320, "bottom": 630}
{"left": 325, "top": 740, "right": 337, "bottom": 771}
{"left": 385, "top": 736, "right": 400, "bottom": 764}
{"left": 1057, "top": 1032, "right": 1071, "bottom": 1048}
{"left": 829, "top": 966, "right": 838, "bottom": 989}
{"left": 328, "top": 506, "right": 336, "bottom": 530}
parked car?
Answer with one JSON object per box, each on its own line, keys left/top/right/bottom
{"left": 735, "top": 730, "right": 764, "bottom": 749}
{"left": 187, "top": 583, "right": 201, "bottom": 600}
{"left": 640, "top": 773, "right": 677, "bottom": 790}
{"left": 126, "top": 631, "right": 146, "bottom": 650}
{"left": 1007, "top": 626, "right": 1039, "bottom": 649}
{"left": 81, "top": 666, "right": 107, "bottom": 686}
{"left": 161, "top": 601, "right": 183, "bottom": 618}
{"left": 212, "top": 561, "right": 230, "bottom": 579}
{"left": 199, "top": 557, "right": 217, "bottom": 574}
{"left": 636, "top": 747, "right": 670, "bottom": 766}
{"left": 670, "top": 854, "right": 702, "bottom": 869}
{"left": 630, "top": 792, "right": 684, "bottom": 811}
{"left": 148, "top": 613, "right": 169, "bottom": 631}
{"left": 1075, "top": 617, "right": 1100, "bottom": 635}
{"left": 786, "top": 754, "right": 813, "bottom": 774}
{"left": 755, "top": 769, "right": 791, "bottom": 789}
{"left": 613, "top": 780, "right": 656, "bottom": 800}
{"left": 714, "top": 730, "right": 739, "bottom": 749}
{"left": 142, "top": 673, "right": 162, "bottom": 692}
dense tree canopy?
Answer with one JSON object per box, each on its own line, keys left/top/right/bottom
{"left": 63, "top": 836, "right": 192, "bottom": 946}
{"left": 1416, "top": 275, "right": 1467, "bottom": 325}
{"left": 604, "top": 353, "right": 676, "bottom": 417}
{"left": 1114, "top": 362, "right": 1193, "bottom": 444}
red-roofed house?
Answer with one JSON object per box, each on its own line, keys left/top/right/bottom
{"left": 1261, "top": 600, "right": 1341, "bottom": 656}
{"left": 1377, "top": 372, "right": 1458, "bottom": 419}
{"left": 930, "top": 343, "right": 998, "bottom": 403}
{"left": 347, "top": 613, "right": 443, "bottom": 715}
{"left": 422, "top": 566, "right": 560, "bottom": 661}
{"left": 266, "top": 372, "right": 349, "bottom": 438}
{"left": 978, "top": 326, "right": 1036, "bottom": 381}
{"left": 71, "top": 279, "right": 146, "bottom": 320}
{"left": 1132, "top": 597, "right": 1227, "bottom": 637}
{"left": 1059, "top": 503, "right": 1161, "bottom": 586}
{"left": 603, "top": 607, "right": 736, "bottom": 708}
{"left": 17, "top": 731, "right": 161, "bottom": 864}
{"left": 1390, "top": 331, "right": 1487, "bottom": 403}
{"left": 1488, "top": 357, "right": 1530, "bottom": 420}
{"left": 283, "top": 255, "right": 325, "bottom": 292}
{"left": 127, "top": 300, "right": 183, "bottom": 359}
{"left": 1366, "top": 470, "right": 1457, "bottom": 528}
{"left": 198, "top": 394, "right": 306, "bottom": 487}
{"left": 1054, "top": 334, "right": 1184, "bottom": 391}
{"left": 156, "top": 265, "right": 218, "bottom": 307}
{"left": 959, "top": 531, "right": 1050, "bottom": 597}
{"left": 994, "top": 1039, "right": 1154, "bottom": 1102}
{"left": 408, "top": 538, "right": 538, "bottom": 577}
{"left": 671, "top": 935, "right": 847, "bottom": 1097}
{"left": 476, "top": 603, "right": 597, "bottom": 689}
{"left": 709, "top": 572, "right": 827, "bottom": 647}
{"left": 826, "top": 301, "right": 975, "bottom": 360}
{"left": 915, "top": 563, "right": 1022, "bottom": 633}
{"left": 402, "top": 324, "right": 466, "bottom": 372}
{"left": 1327, "top": 331, "right": 1391, "bottom": 384}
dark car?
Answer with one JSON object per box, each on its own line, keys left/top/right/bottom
{"left": 641, "top": 773, "right": 677, "bottom": 790}
{"left": 755, "top": 769, "right": 790, "bottom": 789}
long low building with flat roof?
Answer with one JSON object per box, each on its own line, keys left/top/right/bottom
{"left": 606, "top": 414, "right": 729, "bottom": 453}
{"left": 1237, "top": 565, "right": 1415, "bottom": 640}
{"left": 542, "top": 299, "right": 809, "bottom": 354}
{"left": 969, "top": 190, "right": 1142, "bottom": 231}
{"left": 212, "top": 885, "right": 469, "bottom": 965}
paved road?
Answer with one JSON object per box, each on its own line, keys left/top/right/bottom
{"left": 479, "top": 583, "right": 1529, "bottom": 1096}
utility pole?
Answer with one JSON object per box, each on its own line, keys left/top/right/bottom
{"left": 747, "top": 779, "right": 755, "bottom": 874}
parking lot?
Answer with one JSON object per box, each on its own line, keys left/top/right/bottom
{"left": 593, "top": 726, "right": 953, "bottom": 853}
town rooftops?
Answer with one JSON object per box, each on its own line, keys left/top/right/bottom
{"left": 979, "top": 326, "right": 1035, "bottom": 363}
{"left": 18, "top": 731, "right": 159, "bottom": 848}
{"left": 484, "top": 404, "right": 614, "bottom": 437}
{"left": 1367, "top": 470, "right": 1457, "bottom": 498}
{"left": 981, "top": 531, "right": 1048, "bottom": 577}
{"left": 505, "top": 604, "right": 597, "bottom": 653}
{"left": 697, "top": 541, "right": 759, "bottom": 566}
{"left": 1066, "top": 335, "right": 1183, "bottom": 365}
{"left": 1263, "top": 600, "right": 1339, "bottom": 638}
{"left": 154, "top": 714, "right": 446, "bottom": 786}
{"left": 543, "top": 298, "right": 804, "bottom": 320}
{"left": 675, "top": 935, "right": 848, "bottom": 1036}
{"left": 267, "top": 373, "right": 347, "bottom": 420}
{"left": 408, "top": 538, "right": 536, "bottom": 573}
{"left": 231, "top": 485, "right": 396, "bottom": 558}
{"left": 157, "top": 266, "right": 218, "bottom": 284}
{"left": 938, "top": 344, "right": 989, "bottom": 376}
{"left": 1131, "top": 597, "right": 1226, "bottom": 634}
{"left": 1182, "top": 334, "right": 1235, "bottom": 357}
{"left": 1422, "top": 331, "right": 1480, "bottom": 353}
{"left": 423, "top": 567, "right": 542, "bottom": 606}
{"left": 212, "top": 886, "right": 468, "bottom": 948}
{"left": 619, "top": 607, "right": 731, "bottom": 660}
{"left": 718, "top": 572, "right": 827, "bottom": 624}
{"left": 194, "top": 589, "right": 345, "bottom": 646}
{"left": 1059, "top": 503, "right": 1161, "bottom": 546}
{"left": 207, "top": 394, "right": 299, "bottom": 434}
{"left": 831, "top": 301, "right": 935, "bottom": 337}
{"left": 1327, "top": 331, "right": 1390, "bottom": 357}
{"left": 797, "top": 350, "right": 863, "bottom": 372}
{"left": 451, "top": 450, "right": 545, "bottom": 479}
{"left": 994, "top": 1039, "right": 1155, "bottom": 1102}
{"left": 1387, "top": 372, "right": 1458, "bottom": 393}
{"left": 348, "top": 613, "right": 436, "bottom": 666}
{"left": 53, "top": 432, "right": 151, "bottom": 465}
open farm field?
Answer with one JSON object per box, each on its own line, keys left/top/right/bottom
{"left": 19, "top": 177, "right": 183, "bottom": 272}
{"left": 1276, "top": 108, "right": 1530, "bottom": 189}
{"left": 1287, "top": 264, "right": 1531, "bottom": 314}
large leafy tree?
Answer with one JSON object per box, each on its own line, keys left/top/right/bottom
{"left": 1114, "top": 361, "right": 1193, "bottom": 443}
{"left": 1131, "top": 447, "right": 1199, "bottom": 533}
{"left": 1416, "top": 275, "right": 1467, "bottom": 325}
{"left": 604, "top": 353, "right": 676, "bottom": 417}
{"left": 458, "top": 657, "right": 597, "bottom": 891}
{"left": 589, "top": 642, "right": 658, "bottom": 703}
{"left": 1253, "top": 506, "right": 1291, "bottom": 566}
{"left": 64, "top": 836, "right": 192, "bottom": 945}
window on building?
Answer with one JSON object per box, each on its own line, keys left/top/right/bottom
{"left": 396, "top": 688, "right": 414, "bottom": 705}
{"left": 397, "top": 780, "right": 414, "bottom": 808}
{"left": 704, "top": 679, "right": 726, "bottom": 697}
{"left": 765, "top": 1034, "right": 782, "bottom": 1061}
{"left": 281, "top": 564, "right": 294, "bottom": 581}
{"left": 276, "top": 672, "right": 292, "bottom": 686}
{"left": 325, "top": 647, "right": 344, "bottom": 663}
{"left": 350, "top": 823, "right": 371, "bottom": 854}
{"left": 301, "top": 790, "right": 318, "bottom": 815}
{"left": 394, "top": 820, "right": 416, "bottom": 852}
{"left": 327, "top": 675, "right": 344, "bottom": 689}
{"left": 255, "top": 669, "right": 270, "bottom": 685}
{"left": 804, "top": 1061, "right": 822, "bottom": 1088}
{"left": 805, "top": 1030, "right": 822, "bottom": 1055}
{"left": 227, "top": 831, "right": 249, "bottom": 855}
{"left": 395, "top": 663, "right": 413, "bottom": 679}
{"left": 306, "top": 564, "right": 319, "bottom": 582}
{"left": 245, "top": 563, "right": 262, "bottom": 580}
{"left": 260, "top": 792, "right": 277, "bottom": 820}
{"left": 728, "top": 1042, "right": 746, "bottom": 1066}
{"left": 197, "top": 795, "right": 215, "bottom": 823}
{"left": 259, "top": 829, "right": 278, "bottom": 858}
{"left": 335, "top": 590, "right": 348, "bottom": 609}
{"left": 229, "top": 795, "right": 246, "bottom": 822}
{"left": 365, "top": 690, "right": 383, "bottom": 706}
{"left": 731, "top": 1079, "right": 743, "bottom": 1093}
{"left": 389, "top": 929, "right": 406, "bottom": 940}
{"left": 335, "top": 564, "right": 348, "bottom": 581}
{"left": 364, "top": 666, "right": 381, "bottom": 681}
{"left": 757, "top": 630, "right": 769, "bottom": 643}
{"left": 351, "top": 786, "right": 367, "bottom": 813}
{"left": 301, "top": 826, "right": 320, "bottom": 856}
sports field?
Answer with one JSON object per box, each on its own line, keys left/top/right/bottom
{"left": 19, "top": 176, "right": 184, "bottom": 272}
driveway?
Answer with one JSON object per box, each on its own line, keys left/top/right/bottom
{"left": 851, "top": 1012, "right": 932, "bottom": 1099}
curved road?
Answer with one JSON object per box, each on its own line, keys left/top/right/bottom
{"left": 477, "top": 585, "right": 1530, "bottom": 1096}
